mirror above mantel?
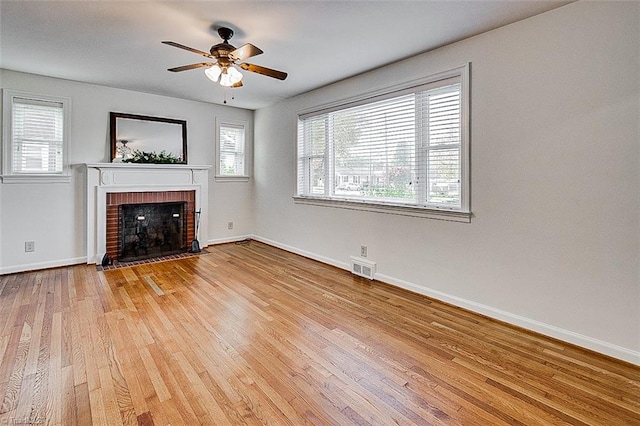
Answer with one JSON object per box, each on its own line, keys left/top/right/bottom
{"left": 110, "top": 112, "right": 187, "bottom": 163}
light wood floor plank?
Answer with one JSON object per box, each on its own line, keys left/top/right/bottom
{"left": 0, "top": 240, "right": 638, "bottom": 425}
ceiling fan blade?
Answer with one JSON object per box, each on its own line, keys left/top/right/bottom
{"left": 162, "top": 41, "right": 214, "bottom": 59}
{"left": 232, "top": 81, "right": 243, "bottom": 88}
{"left": 229, "top": 43, "right": 263, "bottom": 62}
{"left": 167, "top": 62, "right": 214, "bottom": 72}
{"left": 239, "top": 63, "right": 288, "bottom": 80}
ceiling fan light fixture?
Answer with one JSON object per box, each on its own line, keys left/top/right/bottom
{"left": 164, "top": 25, "right": 287, "bottom": 94}
{"left": 204, "top": 64, "right": 222, "bottom": 82}
{"left": 219, "top": 67, "right": 243, "bottom": 87}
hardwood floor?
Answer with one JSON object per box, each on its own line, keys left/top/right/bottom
{"left": 0, "top": 241, "right": 638, "bottom": 425}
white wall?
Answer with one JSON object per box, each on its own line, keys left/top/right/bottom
{"left": 253, "top": 1, "right": 640, "bottom": 363}
{"left": 0, "top": 70, "right": 254, "bottom": 273}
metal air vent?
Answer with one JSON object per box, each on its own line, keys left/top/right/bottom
{"left": 350, "top": 256, "right": 376, "bottom": 280}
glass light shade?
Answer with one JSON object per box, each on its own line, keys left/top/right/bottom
{"left": 227, "top": 67, "right": 243, "bottom": 84}
{"left": 219, "top": 72, "right": 233, "bottom": 87}
{"left": 204, "top": 65, "right": 221, "bottom": 82}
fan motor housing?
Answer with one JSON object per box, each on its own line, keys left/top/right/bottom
{"left": 210, "top": 42, "right": 235, "bottom": 59}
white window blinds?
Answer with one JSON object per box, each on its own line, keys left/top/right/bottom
{"left": 219, "top": 123, "right": 246, "bottom": 176}
{"left": 423, "top": 85, "right": 461, "bottom": 206}
{"left": 11, "top": 97, "right": 65, "bottom": 174}
{"left": 297, "top": 72, "right": 467, "bottom": 212}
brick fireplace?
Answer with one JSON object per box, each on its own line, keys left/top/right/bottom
{"left": 85, "top": 163, "right": 210, "bottom": 265}
{"left": 106, "top": 190, "right": 195, "bottom": 262}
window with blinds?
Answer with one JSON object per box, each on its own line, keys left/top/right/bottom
{"left": 7, "top": 95, "right": 66, "bottom": 174}
{"left": 297, "top": 66, "right": 469, "bottom": 214}
{"left": 216, "top": 118, "right": 248, "bottom": 179}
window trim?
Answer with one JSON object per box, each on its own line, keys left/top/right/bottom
{"left": 215, "top": 117, "right": 250, "bottom": 182}
{"left": 293, "top": 196, "right": 471, "bottom": 222}
{"left": 295, "top": 63, "right": 470, "bottom": 221}
{"left": 1, "top": 90, "right": 71, "bottom": 184}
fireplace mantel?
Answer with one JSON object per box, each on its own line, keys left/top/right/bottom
{"left": 85, "top": 162, "right": 210, "bottom": 185}
{"left": 84, "top": 163, "right": 211, "bottom": 264}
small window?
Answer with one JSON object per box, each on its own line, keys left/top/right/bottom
{"left": 216, "top": 118, "right": 249, "bottom": 181}
{"left": 2, "top": 90, "right": 71, "bottom": 183}
{"left": 296, "top": 64, "right": 470, "bottom": 222}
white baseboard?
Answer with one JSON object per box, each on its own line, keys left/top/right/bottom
{"left": 0, "top": 235, "right": 251, "bottom": 274}
{"left": 374, "top": 272, "right": 640, "bottom": 366}
{"left": 207, "top": 235, "right": 253, "bottom": 246}
{"left": 251, "top": 235, "right": 350, "bottom": 270}
{"left": 251, "top": 234, "right": 640, "bottom": 366}
{"left": 0, "top": 256, "right": 87, "bottom": 275}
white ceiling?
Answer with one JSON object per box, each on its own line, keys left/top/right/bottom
{"left": 1, "top": 1, "right": 571, "bottom": 110}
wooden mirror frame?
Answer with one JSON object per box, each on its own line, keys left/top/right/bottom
{"left": 110, "top": 112, "right": 188, "bottom": 163}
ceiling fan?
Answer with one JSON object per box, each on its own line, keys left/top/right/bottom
{"left": 162, "top": 27, "right": 287, "bottom": 88}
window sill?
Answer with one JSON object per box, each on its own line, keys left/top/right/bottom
{"left": 293, "top": 196, "right": 471, "bottom": 223}
{"left": 214, "top": 175, "right": 250, "bottom": 183}
{"left": 0, "top": 174, "right": 72, "bottom": 184}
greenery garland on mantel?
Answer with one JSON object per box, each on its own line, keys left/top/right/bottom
{"left": 122, "top": 150, "right": 182, "bottom": 164}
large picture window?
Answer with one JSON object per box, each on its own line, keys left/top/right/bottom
{"left": 296, "top": 65, "right": 469, "bottom": 221}
{"left": 2, "top": 90, "right": 71, "bottom": 183}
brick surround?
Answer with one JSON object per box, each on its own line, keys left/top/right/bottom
{"left": 105, "top": 190, "right": 196, "bottom": 261}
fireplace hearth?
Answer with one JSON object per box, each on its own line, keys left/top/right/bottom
{"left": 119, "top": 202, "right": 187, "bottom": 262}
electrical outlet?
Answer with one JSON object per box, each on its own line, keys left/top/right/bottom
{"left": 360, "top": 245, "right": 367, "bottom": 257}
{"left": 227, "top": 221, "right": 234, "bottom": 230}
{"left": 25, "top": 241, "right": 35, "bottom": 252}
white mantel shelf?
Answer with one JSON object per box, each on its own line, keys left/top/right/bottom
{"left": 84, "top": 163, "right": 211, "bottom": 170}
{"left": 84, "top": 163, "right": 211, "bottom": 265}
{"left": 84, "top": 163, "right": 211, "bottom": 188}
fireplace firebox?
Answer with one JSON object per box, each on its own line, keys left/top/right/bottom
{"left": 103, "top": 190, "right": 196, "bottom": 264}
{"left": 118, "top": 202, "right": 188, "bottom": 262}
